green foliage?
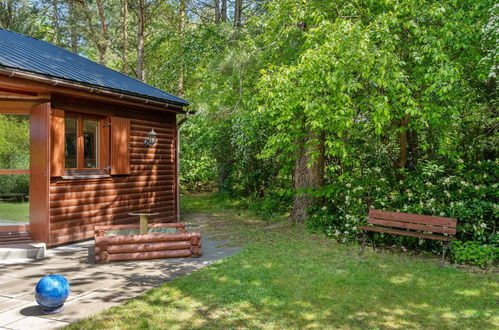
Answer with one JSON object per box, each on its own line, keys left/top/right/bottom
{"left": 307, "top": 160, "right": 498, "bottom": 250}
{"left": 0, "top": 0, "right": 46, "bottom": 38}
{"left": 70, "top": 194, "right": 499, "bottom": 329}
{"left": 3, "top": 0, "right": 496, "bottom": 258}
{"left": 452, "top": 240, "right": 498, "bottom": 268}
{"left": 0, "top": 115, "right": 30, "bottom": 195}
{"left": 0, "top": 175, "right": 29, "bottom": 196}
{"left": 177, "top": 0, "right": 497, "bottom": 259}
{"left": 179, "top": 115, "right": 218, "bottom": 192}
{"left": 0, "top": 115, "right": 29, "bottom": 169}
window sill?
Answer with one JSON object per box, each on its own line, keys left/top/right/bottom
{"left": 61, "top": 174, "right": 111, "bottom": 180}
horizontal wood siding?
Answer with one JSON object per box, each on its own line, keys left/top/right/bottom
{"left": 48, "top": 116, "right": 177, "bottom": 246}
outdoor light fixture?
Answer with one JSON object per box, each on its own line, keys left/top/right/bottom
{"left": 144, "top": 128, "right": 158, "bottom": 147}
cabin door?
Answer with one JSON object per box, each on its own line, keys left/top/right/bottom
{"left": 0, "top": 102, "right": 50, "bottom": 244}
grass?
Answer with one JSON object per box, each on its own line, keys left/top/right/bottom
{"left": 69, "top": 193, "right": 498, "bottom": 329}
{"left": 0, "top": 201, "right": 29, "bottom": 222}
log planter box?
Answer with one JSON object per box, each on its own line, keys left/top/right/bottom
{"left": 93, "top": 223, "right": 202, "bottom": 263}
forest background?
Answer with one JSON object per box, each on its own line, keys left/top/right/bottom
{"left": 0, "top": 0, "right": 497, "bottom": 266}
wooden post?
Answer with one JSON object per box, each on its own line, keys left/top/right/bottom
{"left": 139, "top": 215, "right": 148, "bottom": 235}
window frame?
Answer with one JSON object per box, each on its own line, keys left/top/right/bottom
{"left": 64, "top": 112, "right": 103, "bottom": 173}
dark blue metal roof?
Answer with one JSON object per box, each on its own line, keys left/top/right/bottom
{"left": 0, "top": 28, "right": 188, "bottom": 106}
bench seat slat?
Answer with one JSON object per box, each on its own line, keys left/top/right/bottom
{"left": 359, "top": 226, "right": 453, "bottom": 241}
{"left": 369, "top": 218, "right": 456, "bottom": 235}
{"left": 369, "top": 210, "right": 457, "bottom": 228}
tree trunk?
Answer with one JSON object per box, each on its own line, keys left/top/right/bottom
{"left": 122, "top": 0, "right": 128, "bottom": 73}
{"left": 221, "top": 0, "right": 227, "bottom": 22}
{"left": 96, "top": 0, "right": 108, "bottom": 66}
{"left": 76, "top": 0, "right": 106, "bottom": 64}
{"left": 177, "top": 0, "right": 186, "bottom": 96}
{"left": 68, "top": 0, "right": 78, "bottom": 53}
{"left": 289, "top": 123, "right": 325, "bottom": 222}
{"left": 395, "top": 114, "right": 412, "bottom": 180}
{"left": 136, "top": 0, "right": 145, "bottom": 80}
{"left": 214, "top": 0, "right": 220, "bottom": 24}
{"left": 51, "top": 0, "right": 59, "bottom": 46}
{"left": 407, "top": 127, "right": 418, "bottom": 169}
{"left": 234, "top": 0, "right": 242, "bottom": 27}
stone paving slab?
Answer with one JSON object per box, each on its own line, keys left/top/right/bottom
{"left": 0, "top": 299, "right": 30, "bottom": 314}
{"left": 0, "top": 277, "right": 39, "bottom": 299}
{"left": 0, "top": 302, "right": 32, "bottom": 327}
{"left": 2, "top": 316, "right": 69, "bottom": 330}
{"left": 0, "top": 234, "right": 239, "bottom": 328}
{"left": 38, "top": 285, "right": 147, "bottom": 323}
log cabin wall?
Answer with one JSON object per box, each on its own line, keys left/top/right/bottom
{"left": 48, "top": 96, "right": 178, "bottom": 246}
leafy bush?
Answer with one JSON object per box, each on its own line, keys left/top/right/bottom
{"left": 451, "top": 240, "right": 498, "bottom": 268}
{"left": 240, "top": 191, "right": 292, "bottom": 220}
{"left": 307, "top": 160, "right": 498, "bottom": 252}
{"left": 0, "top": 175, "right": 29, "bottom": 195}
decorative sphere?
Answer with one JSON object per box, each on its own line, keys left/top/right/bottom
{"left": 35, "top": 274, "right": 70, "bottom": 313}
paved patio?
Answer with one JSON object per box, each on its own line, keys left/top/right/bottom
{"left": 0, "top": 230, "right": 239, "bottom": 329}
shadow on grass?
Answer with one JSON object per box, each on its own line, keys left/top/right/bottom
{"left": 66, "top": 194, "right": 498, "bottom": 329}
{"left": 71, "top": 231, "right": 498, "bottom": 329}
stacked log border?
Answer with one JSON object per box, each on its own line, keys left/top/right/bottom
{"left": 94, "top": 222, "right": 202, "bottom": 263}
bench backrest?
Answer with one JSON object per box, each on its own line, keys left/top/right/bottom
{"left": 368, "top": 210, "right": 457, "bottom": 235}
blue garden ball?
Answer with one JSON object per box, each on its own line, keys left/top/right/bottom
{"left": 35, "top": 274, "right": 70, "bottom": 314}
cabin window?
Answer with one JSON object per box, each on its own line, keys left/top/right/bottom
{"left": 64, "top": 118, "right": 77, "bottom": 168}
{"left": 83, "top": 120, "right": 99, "bottom": 168}
{"left": 64, "top": 116, "right": 100, "bottom": 170}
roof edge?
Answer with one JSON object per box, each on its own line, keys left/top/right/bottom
{"left": 0, "top": 66, "right": 188, "bottom": 112}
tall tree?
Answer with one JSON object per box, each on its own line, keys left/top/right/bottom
{"left": 96, "top": 0, "right": 108, "bottom": 65}
{"left": 289, "top": 123, "right": 325, "bottom": 222}
{"left": 0, "top": 0, "right": 41, "bottom": 36}
{"left": 221, "top": 0, "right": 227, "bottom": 22}
{"left": 51, "top": 0, "right": 60, "bottom": 45}
{"left": 68, "top": 0, "right": 78, "bottom": 53}
{"left": 177, "top": 0, "right": 186, "bottom": 95}
{"left": 214, "top": 0, "right": 220, "bottom": 24}
{"left": 77, "top": 0, "right": 109, "bottom": 65}
{"left": 136, "top": 0, "right": 145, "bottom": 80}
{"left": 234, "top": 0, "right": 242, "bottom": 27}
{"left": 122, "top": 0, "right": 129, "bottom": 73}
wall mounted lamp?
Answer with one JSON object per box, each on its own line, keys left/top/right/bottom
{"left": 144, "top": 128, "right": 158, "bottom": 147}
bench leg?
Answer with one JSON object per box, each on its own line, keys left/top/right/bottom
{"left": 440, "top": 241, "right": 450, "bottom": 268}
{"left": 360, "top": 232, "right": 367, "bottom": 255}
{"left": 370, "top": 232, "right": 376, "bottom": 251}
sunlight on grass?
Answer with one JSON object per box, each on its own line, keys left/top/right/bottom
{"left": 68, "top": 194, "right": 499, "bottom": 329}
{"left": 0, "top": 201, "right": 29, "bottom": 222}
{"left": 454, "top": 289, "right": 481, "bottom": 297}
{"left": 389, "top": 274, "right": 414, "bottom": 284}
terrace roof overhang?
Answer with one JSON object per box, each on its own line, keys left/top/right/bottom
{"left": 0, "top": 66, "right": 188, "bottom": 114}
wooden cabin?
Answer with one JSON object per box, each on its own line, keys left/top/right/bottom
{"left": 0, "top": 28, "right": 188, "bottom": 246}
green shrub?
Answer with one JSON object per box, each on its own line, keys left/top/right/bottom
{"left": 451, "top": 240, "right": 498, "bottom": 268}
{"left": 0, "top": 174, "right": 29, "bottom": 195}
{"left": 307, "top": 160, "right": 498, "bottom": 251}
{"left": 242, "top": 191, "right": 291, "bottom": 220}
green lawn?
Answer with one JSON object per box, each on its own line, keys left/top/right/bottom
{"left": 0, "top": 201, "right": 29, "bottom": 222}
{"left": 69, "top": 194, "right": 498, "bottom": 329}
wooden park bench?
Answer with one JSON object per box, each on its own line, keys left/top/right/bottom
{"left": 359, "top": 209, "right": 457, "bottom": 267}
